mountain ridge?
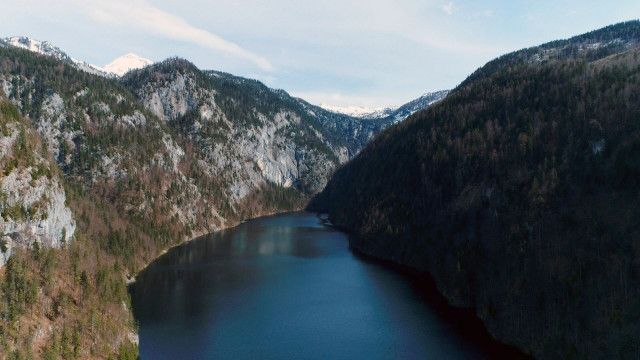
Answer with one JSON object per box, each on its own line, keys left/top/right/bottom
{"left": 2, "top": 36, "right": 447, "bottom": 123}
{"left": 2, "top": 36, "right": 154, "bottom": 78}
{"left": 319, "top": 90, "right": 449, "bottom": 121}
{"left": 3, "top": 36, "right": 110, "bottom": 77}
{"left": 319, "top": 104, "right": 394, "bottom": 118}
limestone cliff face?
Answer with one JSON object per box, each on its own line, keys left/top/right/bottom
{"left": 123, "top": 59, "right": 349, "bottom": 196}
{"left": 0, "top": 99, "right": 75, "bottom": 267}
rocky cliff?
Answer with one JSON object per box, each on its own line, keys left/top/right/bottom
{"left": 122, "top": 59, "right": 347, "bottom": 195}
{"left": 0, "top": 99, "right": 74, "bottom": 268}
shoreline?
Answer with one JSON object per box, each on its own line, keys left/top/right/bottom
{"left": 128, "top": 208, "right": 305, "bottom": 282}
{"left": 125, "top": 208, "right": 305, "bottom": 344}
{"left": 348, "top": 245, "right": 530, "bottom": 359}
{"left": 313, "top": 211, "right": 530, "bottom": 359}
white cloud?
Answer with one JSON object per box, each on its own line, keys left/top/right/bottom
{"left": 441, "top": 2, "right": 455, "bottom": 15}
{"left": 72, "top": 0, "right": 273, "bottom": 71}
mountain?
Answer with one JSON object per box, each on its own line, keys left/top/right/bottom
{"left": 320, "top": 90, "right": 449, "bottom": 121}
{"left": 4, "top": 36, "right": 70, "bottom": 61}
{"left": 384, "top": 90, "right": 449, "bottom": 123}
{"left": 1, "top": 36, "right": 445, "bottom": 125}
{"left": 319, "top": 104, "right": 393, "bottom": 118}
{"left": 104, "top": 53, "right": 153, "bottom": 76}
{"left": 121, "top": 58, "right": 349, "bottom": 195}
{"left": 311, "top": 20, "right": 640, "bottom": 359}
{"left": 2, "top": 37, "right": 153, "bottom": 78}
{"left": 0, "top": 38, "right": 444, "bottom": 357}
{"left": 3, "top": 36, "right": 110, "bottom": 77}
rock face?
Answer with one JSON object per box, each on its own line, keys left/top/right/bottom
{"left": 0, "top": 99, "right": 75, "bottom": 267}
{"left": 122, "top": 59, "right": 385, "bottom": 196}
{"left": 123, "top": 59, "right": 337, "bottom": 196}
{"left": 311, "top": 21, "right": 640, "bottom": 359}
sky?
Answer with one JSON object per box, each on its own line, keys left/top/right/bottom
{"left": 2, "top": 0, "right": 640, "bottom": 109}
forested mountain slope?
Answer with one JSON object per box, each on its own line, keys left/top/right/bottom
{"left": 0, "top": 97, "right": 74, "bottom": 268}
{"left": 311, "top": 20, "right": 640, "bottom": 359}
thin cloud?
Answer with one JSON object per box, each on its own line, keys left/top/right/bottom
{"left": 441, "top": 2, "right": 455, "bottom": 15}
{"left": 75, "top": 0, "right": 273, "bottom": 71}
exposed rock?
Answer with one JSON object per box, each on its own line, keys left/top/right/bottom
{"left": 0, "top": 103, "right": 75, "bottom": 267}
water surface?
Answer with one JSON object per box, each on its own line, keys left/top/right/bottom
{"left": 131, "top": 212, "right": 521, "bottom": 359}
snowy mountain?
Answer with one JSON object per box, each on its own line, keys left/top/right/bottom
{"left": 388, "top": 90, "right": 449, "bottom": 122}
{"left": 104, "top": 53, "right": 153, "bottom": 76}
{"left": 3, "top": 36, "right": 110, "bottom": 76}
{"left": 321, "top": 90, "right": 449, "bottom": 123}
{"left": 4, "top": 36, "right": 72, "bottom": 62}
{"left": 319, "top": 104, "right": 394, "bottom": 119}
{"left": 2, "top": 36, "right": 153, "bottom": 77}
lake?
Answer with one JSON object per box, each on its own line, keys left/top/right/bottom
{"left": 131, "top": 212, "right": 523, "bottom": 359}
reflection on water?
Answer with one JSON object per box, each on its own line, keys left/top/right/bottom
{"left": 132, "top": 212, "right": 522, "bottom": 360}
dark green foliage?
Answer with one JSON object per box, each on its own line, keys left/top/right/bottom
{"left": 42, "top": 323, "right": 82, "bottom": 360}
{"left": 1, "top": 205, "right": 30, "bottom": 222}
{"left": 313, "top": 21, "right": 640, "bottom": 359}
{"left": 95, "top": 264, "right": 128, "bottom": 304}
{"left": 0, "top": 100, "right": 19, "bottom": 120}
{"left": 115, "top": 341, "right": 139, "bottom": 360}
{"left": 1, "top": 254, "right": 38, "bottom": 321}
{"left": 237, "top": 181, "right": 306, "bottom": 220}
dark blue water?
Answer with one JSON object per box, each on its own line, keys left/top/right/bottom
{"left": 131, "top": 212, "right": 522, "bottom": 359}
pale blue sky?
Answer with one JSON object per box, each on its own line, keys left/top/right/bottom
{"left": 3, "top": 0, "right": 639, "bottom": 108}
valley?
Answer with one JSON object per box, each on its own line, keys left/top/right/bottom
{"left": 0, "top": 36, "right": 445, "bottom": 358}
{"left": 1, "top": 16, "right": 640, "bottom": 360}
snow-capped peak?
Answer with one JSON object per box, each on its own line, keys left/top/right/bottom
{"left": 3, "top": 36, "right": 111, "bottom": 77}
{"left": 104, "top": 53, "right": 153, "bottom": 76}
{"left": 320, "top": 104, "right": 395, "bottom": 119}
{"left": 3, "top": 38, "right": 153, "bottom": 77}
